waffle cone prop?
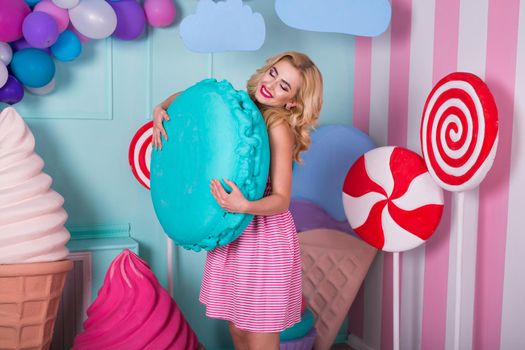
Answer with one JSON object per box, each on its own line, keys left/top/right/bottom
{"left": 0, "top": 260, "right": 73, "bottom": 350}
{"left": 299, "top": 229, "right": 376, "bottom": 350}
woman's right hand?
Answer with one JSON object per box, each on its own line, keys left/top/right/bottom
{"left": 152, "top": 105, "right": 170, "bottom": 149}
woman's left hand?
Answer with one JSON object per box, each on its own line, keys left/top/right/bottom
{"left": 210, "top": 179, "right": 249, "bottom": 213}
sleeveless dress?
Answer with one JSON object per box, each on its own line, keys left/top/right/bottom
{"left": 199, "top": 180, "right": 302, "bottom": 332}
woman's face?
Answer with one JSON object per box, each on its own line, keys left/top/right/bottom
{"left": 254, "top": 59, "right": 302, "bottom": 108}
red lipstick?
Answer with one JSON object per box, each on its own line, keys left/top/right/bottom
{"left": 259, "top": 85, "right": 273, "bottom": 98}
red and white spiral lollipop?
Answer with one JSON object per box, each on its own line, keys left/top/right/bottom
{"left": 420, "top": 72, "right": 499, "bottom": 191}
{"left": 129, "top": 121, "right": 153, "bottom": 190}
{"left": 342, "top": 147, "right": 444, "bottom": 252}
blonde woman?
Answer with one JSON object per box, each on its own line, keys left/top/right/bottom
{"left": 152, "top": 52, "right": 323, "bottom": 350}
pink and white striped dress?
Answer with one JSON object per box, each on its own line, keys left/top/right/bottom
{"left": 199, "top": 181, "right": 302, "bottom": 332}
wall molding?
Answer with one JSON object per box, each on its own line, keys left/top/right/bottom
{"left": 67, "top": 223, "right": 131, "bottom": 240}
{"left": 23, "top": 39, "right": 114, "bottom": 120}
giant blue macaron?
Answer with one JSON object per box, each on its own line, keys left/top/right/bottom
{"left": 150, "top": 79, "right": 270, "bottom": 251}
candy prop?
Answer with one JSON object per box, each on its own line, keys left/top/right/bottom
{"left": 72, "top": 249, "right": 199, "bottom": 350}
{"left": 420, "top": 72, "right": 499, "bottom": 192}
{"left": 150, "top": 79, "right": 270, "bottom": 251}
{"left": 128, "top": 120, "right": 153, "bottom": 190}
{"left": 343, "top": 146, "right": 444, "bottom": 252}
{"left": 299, "top": 228, "right": 376, "bottom": 350}
{"left": 420, "top": 72, "right": 498, "bottom": 350}
{"left": 343, "top": 146, "right": 444, "bottom": 350}
{"left": 0, "top": 107, "right": 72, "bottom": 350}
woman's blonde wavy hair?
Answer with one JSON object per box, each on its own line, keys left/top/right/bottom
{"left": 247, "top": 51, "right": 323, "bottom": 163}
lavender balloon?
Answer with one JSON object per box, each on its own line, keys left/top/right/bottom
{"left": 23, "top": 11, "right": 59, "bottom": 48}
{"left": 0, "top": 62, "right": 7, "bottom": 88}
{"left": 0, "top": 75, "right": 24, "bottom": 105}
{"left": 69, "top": 0, "right": 117, "bottom": 39}
{"left": 0, "top": 42, "right": 13, "bottom": 65}
{"left": 110, "top": 0, "right": 146, "bottom": 40}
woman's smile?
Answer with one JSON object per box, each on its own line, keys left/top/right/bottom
{"left": 259, "top": 85, "right": 273, "bottom": 98}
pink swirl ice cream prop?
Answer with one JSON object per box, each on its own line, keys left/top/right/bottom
{"left": 73, "top": 249, "right": 199, "bottom": 350}
{"left": 420, "top": 72, "right": 499, "bottom": 191}
{"left": 0, "top": 107, "right": 70, "bottom": 263}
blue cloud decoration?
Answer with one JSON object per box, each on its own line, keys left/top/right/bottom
{"left": 275, "top": 0, "right": 391, "bottom": 37}
{"left": 180, "top": 0, "right": 266, "bottom": 53}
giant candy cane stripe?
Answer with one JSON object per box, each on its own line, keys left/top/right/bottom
{"left": 474, "top": 0, "right": 520, "bottom": 349}
{"left": 444, "top": 1, "right": 489, "bottom": 349}
{"left": 500, "top": 0, "right": 525, "bottom": 347}
{"left": 401, "top": 0, "right": 437, "bottom": 347}
{"left": 421, "top": 0, "right": 460, "bottom": 349}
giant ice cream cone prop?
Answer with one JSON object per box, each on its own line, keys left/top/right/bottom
{"left": 0, "top": 107, "right": 72, "bottom": 350}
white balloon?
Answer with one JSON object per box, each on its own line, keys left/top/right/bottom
{"left": 0, "top": 62, "right": 7, "bottom": 88}
{"left": 69, "top": 0, "right": 117, "bottom": 39}
{"left": 52, "top": 0, "right": 80, "bottom": 10}
{"left": 26, "top": 77, "right": 56, "bottom": 95}
{"left": 0, "top": 42, "right": 12, "bottom": 66}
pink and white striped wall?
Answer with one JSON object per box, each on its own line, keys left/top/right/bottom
{"left": 347, "top": 0, "right": 525, "bottom": 349}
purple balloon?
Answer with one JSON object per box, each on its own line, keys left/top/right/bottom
{"left": 110, "top": 0, "right": 146, "bottom": 40}
{"left": 0, "top": 75, "right": 24, "bottom": 104}
{"left": 10, "top": 38, "right": 51, "bottom": 53}
{"left": 10, "top": 38, "right": 32, "bottom": 51}
{"left": 22, "top": 11, "right": 59, "bottom": 48}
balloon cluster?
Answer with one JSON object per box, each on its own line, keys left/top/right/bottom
{"left": 0, "top": 0, "right": 176, "bottom": 105}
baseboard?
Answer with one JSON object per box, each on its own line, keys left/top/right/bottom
{"left": 346, "top": 334, "right": 375, "bottom": 350}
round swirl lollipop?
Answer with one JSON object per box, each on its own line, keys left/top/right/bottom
{"left": 128, "top": 120, "right": 153, "bottom": 189}
{"left": 420, "top": 72, "right": 499, "bottom": 191}
{"left": 342, "top": 146, "right": 444, "bottom": 252}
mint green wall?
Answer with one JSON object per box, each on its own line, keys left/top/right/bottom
{"left": 7, "top": 1, "right": 355, "bottom": 349}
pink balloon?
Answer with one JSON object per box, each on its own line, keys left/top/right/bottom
{"left": 34, "top": 0, "right": 70, "bottom": 33}
{"left": 144, "top": 0, "right": 176, "bottom": 27}
{"left": 0, "top": 0, "right": 31, "bottom": 42}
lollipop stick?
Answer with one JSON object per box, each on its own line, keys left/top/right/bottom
{"left": 393, "top": 252, "right": 400, "bottom": 350}
{"left": 453, "top": 191, "right": 465, "bottom": 350}
{"left": 167, "top": 236, "right": 174, "bottom": 296}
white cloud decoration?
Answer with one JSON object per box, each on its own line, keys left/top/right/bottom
{"left": 275, "top": 0, "right": 391, "bottom": 37}
{"left": 180, "top": 0, "right": 265, "bottom": 53}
